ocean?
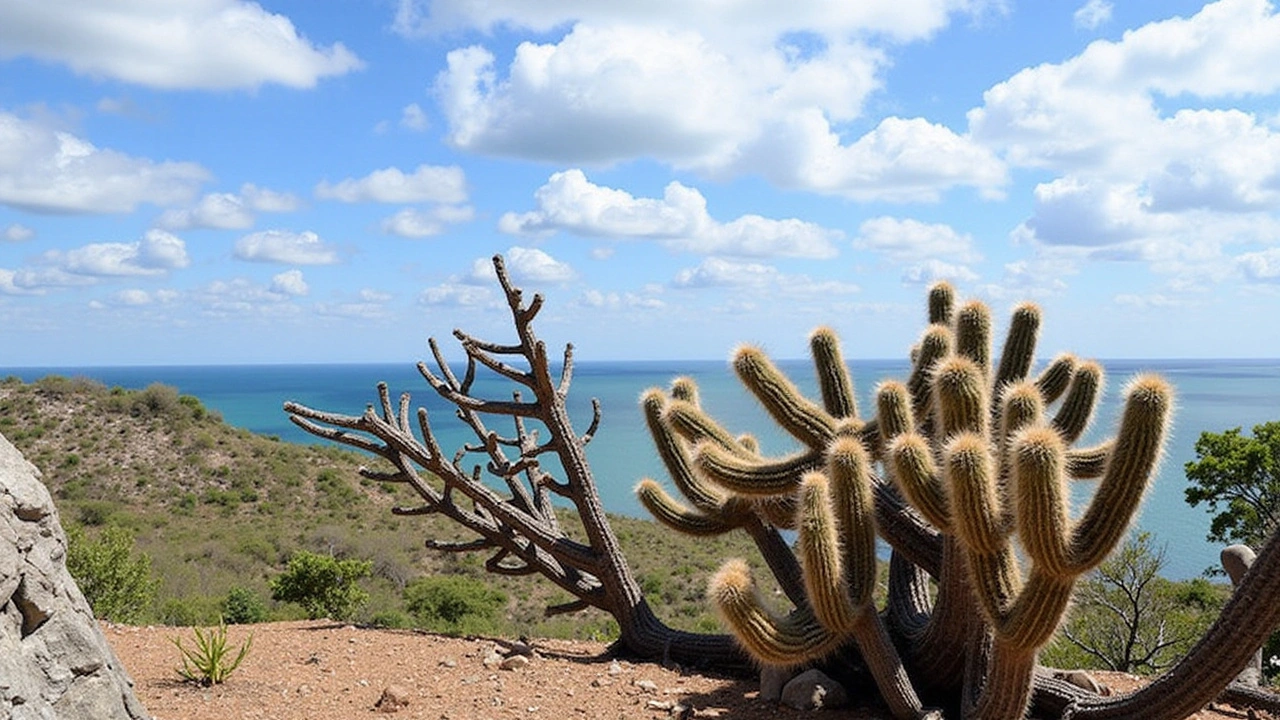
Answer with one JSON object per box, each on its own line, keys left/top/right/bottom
{"left": 5, "top": 358, "right": 1279, "bottom": 580}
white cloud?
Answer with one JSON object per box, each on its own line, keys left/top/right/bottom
{"left": 113, "top": 289, "right": 156, "bottom": 306}
{"left": 157, "top": 183, "right": 300, "bottom": 230}
{"left": 432, "top": 20, "right": 1004, "bottom": 200}
{"left": 234, "top": 230, "right": 340, "bottom": 265}
{"left": 853, "top": 216, "right": 980, "bottom": 262}
{"left": 381, "top": 205, "right": 474, "bottom": 238}
{"left": 3, "top": 223, "right": 33, "bottom": 241}
{"left": 192, "top": 277, "right": 305, "bottom": 317}
{"left": 270, "top": 269, "right": 309, "bottom": 296}
{"left": 42, "top": 230, "right": 190, "bottom": 277}
{"left": 470, "top": 246, "right": 576, "bottom": 283}
{"left": 401, "top": 103, "right": 429, "bottom": 131}
{"left": 673, "top": 257, "right": 780, "bottom": 288}
{"left": 500, "top": 169, "right": 840, "bottom": 258}
{"left": 0, "top": 1, "right": 363, "bottom": 90}
{"left": 901, "top": 258, "right": 980, "bottom": 285}
{"left": 578, "top": 289, "right": 665, "bottom": 310}
{"left": 315, "top": 164, "right": 467, "bottom": 204}
{"left": 0, "top": 111, "right": 208, "bottom": 214}
{"left": 1238, "top": 248, "right": 1280, "bottom": 282}
{"left": 1073, "top": 0, "right": 1112, "bottom": 30}
{"left": 419, "top": 282, "right": 496, "bottom": 307}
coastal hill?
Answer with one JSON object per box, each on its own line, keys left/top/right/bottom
{"left": 0, "top": 374, "right": 777, "bottom": 637}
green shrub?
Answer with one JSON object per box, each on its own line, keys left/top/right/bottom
{"left": 269, "top": 550, "right": 371, "bottom": 621}
{"left": 222, "top": 587, "right": 268, "bottom": 625}
{"left": 404, "top": 575, "right": 507, "bottom": 635}
{"left": 158, "top": 596, "right": 221, "bottom": 627}
{"left": 369, "top": 610, "right": 411, "bottom": 629}
{"left": 130, "top": 383, "right": 183, "bottom": 419}
{"left": 65, "top": 524, "right": 158, "bottom": 624}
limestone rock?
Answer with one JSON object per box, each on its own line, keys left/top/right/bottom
{"left": 0, "top": 432, "right": 151, "bottom": 719}
{"left": 374, "top": 684, "right": 412, "bottom": 712}
{"left": 780, "top": 668, "right": 848, "bottom": 710}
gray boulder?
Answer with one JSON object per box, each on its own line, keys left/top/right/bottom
{"left": 1, "top": 432, "right": 151, "bottom": 719}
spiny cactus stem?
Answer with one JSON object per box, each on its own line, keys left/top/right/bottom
{"left": 1012, "top": 426, "right": 1072, "bottom": 576}
{"left": 889, "top": 434, "right": 952, "bottom": 532}
{"left": 734, "top": 345, "right": 836, "bottom": 447}
{"left": 696, "top": 442, "right": 820, "bottom": 496}
{"left": 636, "top": 479, "right": 736, "bottom": 536}
{"left": 641, "top": 389, "right": 724, "bottom": 511}
{"left": 907, "top": 325, "right": 952, "bottom": 421}
{"left": 954, "top": 300, "right": 993, "bottom": 376}
{"left": 945, "top": 433, "right": 1004, "bottom": 557}
{"left": 1051, "top": 362, "right": 1103, "bottom": 445}
{"left": 994, "top": 302, "right": 1041, "bottom": 390}
{"left": 932, "top": 357, "right": 989, "bottom": 439}
{"left": 709, "top": 560, "right": 844, "bottom": 667}
{"left": 928, "top": 281, "right": 956, "bottom": 325}
{"left": 875, "top": 381, "right": 915, "bottom": 445}
{"left": 1066, "top": 375, "right": 1171, "bottom": 572}
{"left": 1035, "top": 354, "right": 1077, "bottom": 404}
{"left": 663, "top": 400, "right": 755, "bottom": 458}
{"left": 798, "top": 473, "right": 859, "bottom": 632}
{"left": 809, "top": 326, "right": 858, "bottom": 418}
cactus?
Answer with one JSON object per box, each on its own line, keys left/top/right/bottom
{"left": 636, "top": 280, "right": 1183, "bottom": 720}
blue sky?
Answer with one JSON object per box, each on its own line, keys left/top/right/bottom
{"left": 2, "top": 0, "right": 1280, "bottom": 366}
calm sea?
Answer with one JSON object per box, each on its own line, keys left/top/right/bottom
{"left": 5, "top": 359, "right": 1279, "bottom": 579}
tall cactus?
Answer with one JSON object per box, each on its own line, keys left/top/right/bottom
{"left": 636, "top": 281, "right": 1176, "bottom": 720}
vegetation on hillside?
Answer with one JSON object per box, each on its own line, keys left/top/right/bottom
{"left": 0, "top": 373, "right": 780, "bottom": 638}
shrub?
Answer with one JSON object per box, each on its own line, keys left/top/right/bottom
{"left": 172, "top": 620, "right": 253, "bottom": 686}
{"left": 222, "top": 586, "right": 268, "bottom": 625}
{"left": 130, "top": 383, "right": 183, "bottom": 419}
{"left": 404, "top": 575, "right": 507, "bottom": 635}
{"left": 269, "top": 550, "right": 371, "bottom": 621}
{"left": 65, "top": 524, "right": 158, "bottom": 624}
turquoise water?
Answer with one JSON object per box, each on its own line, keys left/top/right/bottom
{"left": 5, "top": 359, "right": 1279, "bottom": 579}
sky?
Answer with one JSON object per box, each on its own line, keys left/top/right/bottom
{"left": 2, "top": 0, "right": 1280, "bottom": 367}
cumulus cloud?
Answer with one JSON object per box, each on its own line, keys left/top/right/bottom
{"left": 419, "top": 282, "right": 496, "bottom": 307}
{"left": 853, "top": 216, "right": 980, "bottom": 263}
{"left": 192, "top": 277, "right": 305, "bottom": 317}
{"left": 315, "top": 164, "right": 467, "bottom": 204}
{"left": 43, "top": 230, "right": 190, "bottom": 277}
{"left": 968, "top": 0, "right": 1280, "bottom": 280}
{"left": 111, "top": 288, "right": 178, "bottom": 306}
{"left": 1238, "top": 248, "right": 1280, "bottom": 283}
{"left": 0, "top": 111, "right": 208, "bottom": 214}
{"left": 671, "top": 257, "right": 860, "bottom": 297}
{"left": 157, "top": 183, "right": 302, "bottom": 230}
{"left": 3, "top": 223, "right": 33, "bottom": 241}
{"left": 234, "top": 230, "right": 340, "bottom": 265}
{"left": 381, "top": 205, "right": 474, "bottom": 238}
{"left": 1073, "top": 0, "right": 1112, "bottom": 30}
{"left": 901, "top": 259, "right": 980, "bottom": 285}
{"left": 500, "top": 170, "right": 840, "bottom": 258}
{"left": 0, "top": 1, "right": 363, "bottom": 90}
{"left": 469, "top": 246, "right": 576, "bottom": 283}
{"left": 431, "top": 16, "right": 1004, "bottom": 200}
{"left": 270, "top": 269, "right": 309, "bottom": 296}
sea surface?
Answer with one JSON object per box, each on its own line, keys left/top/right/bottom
{"left": 5, "top": 358, "right": 1279, "bottom": 580}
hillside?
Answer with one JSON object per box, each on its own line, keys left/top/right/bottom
{"left": 0, "top": 374, "right": 781, "bottom": 639}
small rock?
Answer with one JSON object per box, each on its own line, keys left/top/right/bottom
{"left": 780, "top": 669, "right": 848, "bottom": 710}
{"left": 634, "top": 679, "right": 659, "bottom": 693}
{"left": 439, "top": 657, "right": 457, "bottom": 668}
{"left": 646, "top": 699, "right": 674, "bottom": 711}
{"left": 591, "top": 677, "right": 613, "bottom": 688}
{"left": 500, "top": 655, "right": 531, "bottom": 671}
{"left": 483, "top": 650, "right": 504, "bottom": 670}
{"left": 608, "top": 660, "right": 624, "bottom": 675}
{"left": 375, "top": 684, "right": 412, "bottom": 713}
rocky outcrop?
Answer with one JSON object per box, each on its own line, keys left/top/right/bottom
{"left": 1, "top": 432, "right": 150, "bottom": 719}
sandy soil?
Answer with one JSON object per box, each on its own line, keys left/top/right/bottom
{"left": 105, "top": 620, "right": 1269, "bottom": 720}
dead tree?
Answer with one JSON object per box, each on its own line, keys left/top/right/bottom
{"left": 287, "top": 255, "right": 1280, "bottom": 719}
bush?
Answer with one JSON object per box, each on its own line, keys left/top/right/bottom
{"left": 404, "top": 575, "right": 507, "bottom": 635}
{"left": 222, "top": 586, "right": 268, "bottom": 625}
{"left": 269, "top": 550, "right": 371, "bottom": 621}
{"left": 65, "top": 524, "right": 158, "bottom": 624}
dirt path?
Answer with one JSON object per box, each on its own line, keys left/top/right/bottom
{"left": 105, "top": 620, "right": 1268, "bottom": 720}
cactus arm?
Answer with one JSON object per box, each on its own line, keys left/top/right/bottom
{"left": 635, "top": 479, "right": 738, "bottom": 536}
{"left": 932, "top": 357, "right": 990, "bottom": 439}
{"left": 809, "top": 326, "right": 858, "bottom": 419}
{"left": 663, "top": 399, "right": 756, "bottom": 457}
{"left": 1012, "top": 426, "right": 1073, "bottom": 577}
{"left": 928, "top": 281, "right": 956, "bottom": 325}
{"left": 907, "top": 325, "right": 953, "bottom": 422}
{"left": 708, "top": 559, "right": 845, "bottom": 667}
{"left": 733, "top": 345, "right": 836, "bottom": 447}
{"left": 1066, "top": 375, "right": 1171, "bottom": 572}
{"left": 695, "top": 442, "right": 820, "bottom": 495}
{"left": 954, "top": 300, "right": 993, "bottom": 377}
{"left": 642, "top": 389, "right": 726, "bottom": 511}
{"left": 1065, "top": 441, "right": 1112, "bottom": 479}
{"left": 889, "top": 434, "right": 952, "bottom": 532}
{"left": 798, "top": 473, "right": 860, "bottom": 631}
{"left": 1050, "top": 362, "right": 1103, "bottom": 445}
{"left": 876, "top": 381, "right": 915, "bottom": 444}
{"left": 669, "top": 376, "right": 699, "bottom": 405}
{"left": 1035, "top": 353, "right": 1077, "bottom": 404}
{"left": 994, "top": 303, "right": 1041, "bottom": 390}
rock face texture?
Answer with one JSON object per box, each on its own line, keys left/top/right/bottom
{"left": 0, "top": 432, "right": 150, "bottom": 719}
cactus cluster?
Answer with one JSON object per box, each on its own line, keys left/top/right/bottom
{"left": 635, "top": 282, "right": 1173, "bottom": 719}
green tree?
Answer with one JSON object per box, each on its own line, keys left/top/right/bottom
{"left": 1185, "top": 421, "right": 1280, "bottom": 547}
{"left": 1043, "top": 532, "right": 1225, "bottom": 674}
{"left": 65, "top": 524, "right": 159, "bottom": 624}
{"left": 222, "top": 586, "right": 268, "bottom": 625}
{"left": 269, "top": 550, "right": 371, "bottom": 621}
